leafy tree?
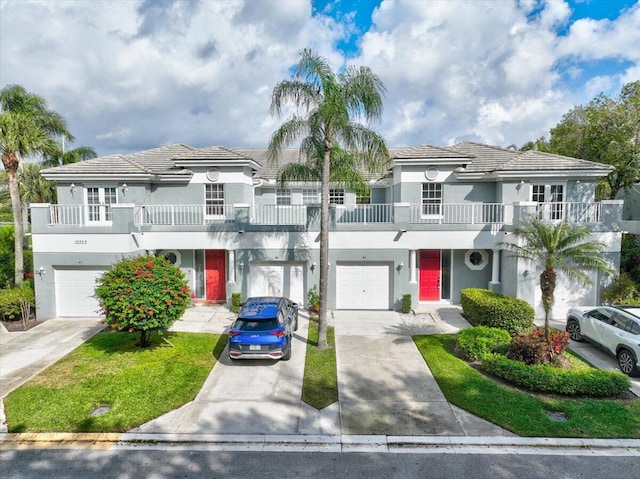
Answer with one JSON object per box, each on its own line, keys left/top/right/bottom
{"left": 520, "top": 136, "right": 551, "bottom": 152}
{"left": 547, "top": 81, "right": 640, "bottom": 199}
{"left": 500, "top": 218, "right": 612, "bottom": 341}
{"left": 40, "top": 139, "right": 96, "bottom": 168}
{"left": 95, "top": 255, "right": 191, "bottom": 347}
{"left": 268, "top": 49, "right": 389, "bottom": 349}
{"left": 0, "top": 85, "right": 70, "bottom": 287}
{"left": 621, "top": 233, "right": 640, "bottom": 285}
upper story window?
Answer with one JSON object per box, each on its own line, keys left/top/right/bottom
{"left": 533, "top": 184, "right": 564, "bottom": 220}
{"left": 302, "top": 188, "right": 320, "bottom": 205}
{"left": 356, "top": 188, "right": 371, "bottom": 205}
{"left": 86, "top": 187, "right": 117, "bottom": 224}
{"left": 422, "top": 183, "right": 442, "bottom": 216}
{"left": 276, "top": 188, "right": 292, "bottom": 206}
{"left": 329, "top": 188, "right": 345, "bottom": 205}
{"left": 205, "top": 184, "right": 224, "bottom": 217}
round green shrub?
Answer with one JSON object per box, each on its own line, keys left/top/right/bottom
{"left": 481, "top": 353, "right": 630, "bottom": 397}
{"left": 95, "top": 255, "right": 191, "bottom": 347}
{"left": 457, "top": 326, "right": 512, "bottom": 361}
{"left": 460, "top": 288, "right": 534, "bottom": 335}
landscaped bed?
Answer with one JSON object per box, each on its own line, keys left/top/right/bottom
{"left": 302, "top": 317, "right": 338, "bottom": 409}
{"left": 414, "top": 333, "right": 640, "bottom": 438}
{"left": 4, "top": 331, "right": 227, "bottom": 432}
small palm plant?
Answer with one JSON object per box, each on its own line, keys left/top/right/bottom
{"left": 501, "top": 218, "right": 613, "bottom": 341}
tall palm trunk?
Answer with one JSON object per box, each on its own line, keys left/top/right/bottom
{"left": 3, "top": 152, "right": 24, "bottom": 287}
{"left": 317, "top": 142, "right": 331, "bottom": 349}
{"left": 540, "top": 267, "right": 556, "bottom": 341}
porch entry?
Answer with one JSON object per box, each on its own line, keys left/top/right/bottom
{"left": 205, "top": 250, "right": 226, "bottom": 301}
{"left": 419, "top": 250, "right": 441, "bottom": 301}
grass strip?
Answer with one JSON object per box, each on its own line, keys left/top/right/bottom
{"left": 302, "top": 317, "right": 338, "bottom": 409}
{"left": 4, "top": 331, "right": 227, "bottom": 432}
{"left": 414, "top": 334, "right": 640, "bottom": 438}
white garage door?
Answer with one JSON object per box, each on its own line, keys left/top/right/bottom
{"left": 533, "top": 268, "right": 597, "bottom": 320}
{"left": 55, "top": 268, "right": 107, "bottom": 317}
{"left": 336, "top": 262, "right": 391, "bottom": 310}
{"left": 250, "top": 262, "right": 305, "bottom": 305}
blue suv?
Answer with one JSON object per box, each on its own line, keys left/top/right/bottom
{"left": 228, "top": 297, "right": 299, "bottom": 360}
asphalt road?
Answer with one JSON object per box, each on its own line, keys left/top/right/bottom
{"left": 1, "top": 449, "right": 639, "bottom": 479}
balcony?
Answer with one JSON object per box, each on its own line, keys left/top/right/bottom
{"left": 36, "top": 201, "right": 612, "bottom": 232}
{"left": 409, "top": 203, "right": 509, "bottom": 224}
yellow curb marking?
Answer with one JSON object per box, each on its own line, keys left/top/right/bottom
{"left": 0, "top": 432, "right": 121, "bottom": 450}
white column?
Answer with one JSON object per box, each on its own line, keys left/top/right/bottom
{"left": 490, "top": 249, "right": 500, "bottom": 285}
{"left": 229, "top": 249, "right": 236, "bottom": 283}
{"left": 409, "top": 250, "right": 417, "bottom": 283}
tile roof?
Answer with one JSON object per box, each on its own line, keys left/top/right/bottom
{"left": 392, "top": 144, "right": 472, "bottom": 159}
{"left": 40, "top": 141, "right": 612, "bottom": 181}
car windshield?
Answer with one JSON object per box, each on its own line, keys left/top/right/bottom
{"left": 233, "top": 319, "right": 278, "bottom": 331}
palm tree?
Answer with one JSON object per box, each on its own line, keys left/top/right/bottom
{"left": 268, "top": 49, "right": 390, "bottom": 349}
{"left": 501, "top": 218, "right": 613, "bottom": 340}
{"left": 0, "top": 84, "right": 70, "bottom": 287}
{"left": 19, "top": 162, "right": 57, "bottom": 204}
{"left": 40, "top": 139, "right": 96, "bottom": 168}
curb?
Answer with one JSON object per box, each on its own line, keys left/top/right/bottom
{"left": 2, "top": 432, "right": 639, "bottom": 455}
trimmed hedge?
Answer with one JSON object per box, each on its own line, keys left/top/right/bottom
{"left": 481, "top": 353, "right": 630, "bottom": 397}
{"left": 457, "top": 326, "right": 512, "bottom": 361}
{"left": 460, "top": 288, "right": 534, "bottom": 335}
{"left": 0, "top": 287, "right": 35, "bottom": 321}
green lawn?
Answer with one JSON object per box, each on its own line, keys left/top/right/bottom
{"left": 414, "top": 334, "right": 640, "bottom": 438}
{"left": 4, "top": 331, "right": 227, "bottom": 433}
{"left": 302, "top": 317, "right": 338, "bottom": 409}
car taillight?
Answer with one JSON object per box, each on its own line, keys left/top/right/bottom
{"left": 270, "top": 330, "right": 285, "bottom": 337}
{"left": 229, "top": 331, "right": 240, "bottom": 337}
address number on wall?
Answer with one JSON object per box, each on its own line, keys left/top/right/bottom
{"left": 74, "top": 240, "right": 88, "bottom": 245}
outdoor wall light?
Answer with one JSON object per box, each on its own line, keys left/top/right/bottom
{"left": 69, "top": 183, "right": 76, "bottom": 194}
{"left": 516, "top": 180, "right": 525, "bottom": 191}
{"left": 310, "top": 262, "right": 317, "bottom": 272}
{"left": 239, "top": 262, "right": 245, "bottom": 273}
{"left": 523, "top": 270, "right": 530, "bottom": 278}
{"left": 121, "top": 183, "right": 128, "bottom": 195}
{"left": 397, "top": 262, "right": 405, "bottom": 271}
{"left": 37, "top": 266, "right": 46, "bottom": 278}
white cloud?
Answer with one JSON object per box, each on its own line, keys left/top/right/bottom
{"left": 0, "top": 0, "right": 638, "bottom": 156}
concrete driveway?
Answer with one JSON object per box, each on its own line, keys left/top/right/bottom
{"left": 333, "top": 309, "right": 513, "bottom": 436}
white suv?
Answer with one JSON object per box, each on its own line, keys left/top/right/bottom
{"left": 566, "top": 305, "right": 640, "bottom": 376}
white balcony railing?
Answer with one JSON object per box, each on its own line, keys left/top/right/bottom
{"left": 133, "top": 204, "right": 235, "bottom": 225}
{"left": 49, "top": 204, "right": 85, "bottom": 226}
{"left": 335, "top": 204, "right": 394, "bottom": 223}
{"left": 252, "top": 205, "right": 307, "bottom": 225}
{"left": 536, "top": 202, "right": 602, "bottom": 223}
{"left": 409, "top": 203, "right": 507, "bottom": 224}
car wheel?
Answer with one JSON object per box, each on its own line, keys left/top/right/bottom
{"left": 566, "top": 320, "right": 583, "bottom": 341}
{"left": 617, "top": 349, "right": 639, "bottom": 376}
{"left": 281, "top": 339, "right": 292, "bottom": 361}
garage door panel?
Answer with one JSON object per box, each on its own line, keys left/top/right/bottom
{"left": 336, "top": 263, "right": 391, "bottom": 310}
{"left": 250, "top": 262, "right": 305, "bottom": 305}
{"left": 55, "top": 268, "right": 107, "bottom": 317}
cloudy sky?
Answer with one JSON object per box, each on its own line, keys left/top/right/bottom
{"left": 1, "top": 0, "right": 639, "bottom": 158}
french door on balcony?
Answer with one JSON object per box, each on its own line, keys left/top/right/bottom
{"left": 532, "top": 184, "right": 564, "bottom": 220}
{"left": 86, "top": 187, "right": 117, "bottom": 224}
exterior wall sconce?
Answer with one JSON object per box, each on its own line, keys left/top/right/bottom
{"left": 239, "top": 262, "right": 245, "bottom": 273}
{"left": 37, "top": 266, "right": 46, "bottom": 277}
{"left": 310, "top": 262, "right": 317, "bottom": 272}
{"left": 70, "top": 183, "right": 76, "bottom": 194}
{"left": 523, "top": 270, "right": 529, "bottom": 277}
{"left": 121, "top": 183, "right": 128, "bottom": 195}
{"left": 516, "top": 180, "right": 525, "bottom": 191}
{"left": 397, "top": 262, "right": 405, "bottom": 271}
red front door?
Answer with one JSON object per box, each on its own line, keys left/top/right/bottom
{"left": 205, "top": 250, "right": 226, "bottom": 301}
{"left": 419, "top": 250, "right": 441, "bottom": 301}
